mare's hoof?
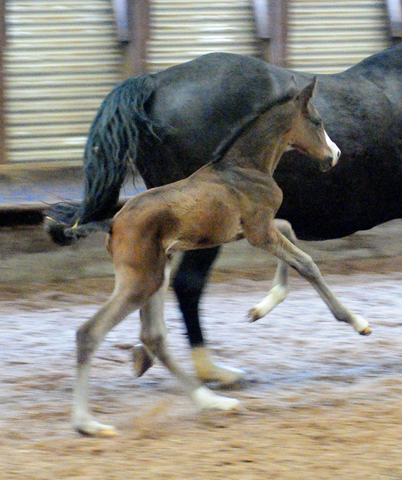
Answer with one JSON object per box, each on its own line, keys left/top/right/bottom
{"left": 132, "top": 344, "right": 154, "bottom": 377}
{"left": 192, "top": 346, "right": 245, "bottom": 386}
{"left": 196, "top": 363, "right": 245, "bottom": 386}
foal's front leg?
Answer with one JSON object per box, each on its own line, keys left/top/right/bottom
{"left": 251, "top": 227, "right": 371, "bottom": 335}
{"left": 248, "top": 219, "right": 293, "bottom": 322}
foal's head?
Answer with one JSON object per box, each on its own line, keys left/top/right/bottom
{"left": 286, "top": 78, "right": 340, "bottom": 170}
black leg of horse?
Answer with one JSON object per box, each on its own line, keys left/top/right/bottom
{"left": 173, "top": 247, "right": 245, "bottom": 385}
{"left": 173, "top": 247, "right": 220, "bottom": 347}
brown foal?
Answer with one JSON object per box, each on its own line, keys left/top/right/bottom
{"left": 73, "top": 79, "right": 370, "bottom": 436}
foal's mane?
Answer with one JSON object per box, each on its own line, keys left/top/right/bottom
{"left": 210, "top": 89, "right": 297, "bottom": 165}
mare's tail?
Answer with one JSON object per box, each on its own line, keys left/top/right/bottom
{"left": 45, "top": 75, "right": 159, "bottom": 246}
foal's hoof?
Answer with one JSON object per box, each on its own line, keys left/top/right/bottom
{"left": 352, "top": 314, "right": 372, "bottom": 336}
{"left": 73, "top": 415, "right": 119, "bottom": 437}
{"left": 248, "top": 307, "right": 262, "bottom": 323}
{"left": 248, "top": 286, "right": 288, "bottom": 322}
{"left": 132, "top": 344, "right": 154, "bottom": 378}
{"left": 359, "top": 326, "right": 372, "bottom": 336}
{"left": 192, "top": 386, "right": 241, "bottom": 411}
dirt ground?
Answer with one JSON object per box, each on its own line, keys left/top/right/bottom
{"left": 2, "top": 257, "right": 402, "bottom": 480}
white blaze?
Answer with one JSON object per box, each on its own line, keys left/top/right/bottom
{"left": 325, "top": 130, "right": 341, "bottom": 165}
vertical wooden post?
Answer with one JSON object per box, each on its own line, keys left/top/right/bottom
{"left": 252, "top": 0, "right": 288, "bottom": 66}
{"left": 0, "top": 0, "right": 6, "bottom": 164}
{"left": 267, "top": 0, "right": 288, "bottom": 67}
{"left": 125, "top": 0, "right": 149, "bottom": 76}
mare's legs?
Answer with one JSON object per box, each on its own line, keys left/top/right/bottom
{"left": 248, "top": 219, "right": 292, "bottom": 322}
{"left": 173, "top": 248, "right": 221, "bottom": 347}
{"left": 134, "top": 247, "right": 245, "bottom": 385}
{"left": 174, "top": 249, "right": 245, "bottom": 384}
{"left": 247, "top": 224, "right": 371, "bottom": 335}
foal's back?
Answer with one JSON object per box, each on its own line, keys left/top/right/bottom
{"left": 110, "top": 166, "right": 245, "bottom": 255}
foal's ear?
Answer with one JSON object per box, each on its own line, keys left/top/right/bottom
{"left": 295, "top": 77, "right": 317, "bottom": 109}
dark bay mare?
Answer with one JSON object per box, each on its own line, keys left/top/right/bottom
{"left": 52, "top": 81, "right": 371, "bottom": 436}
{"left": 46, "top": 46, "right": 402, "bottom": 385}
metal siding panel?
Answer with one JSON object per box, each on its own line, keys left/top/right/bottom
{"left": 4, "top": 0, "right": 122, "bottom": 164}
{"left": 287, "top": 0, "right": 390, "bottom": 73}
{"left": 147, "top": 0, "right": 259, "bottom": 73}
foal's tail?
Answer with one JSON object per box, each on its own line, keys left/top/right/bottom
{"left": 45, "top": 75, "right": 160, "bottom": 246}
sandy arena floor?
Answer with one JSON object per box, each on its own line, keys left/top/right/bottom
{"left": 2, "top": 258, "right": 402, "bottom": 479}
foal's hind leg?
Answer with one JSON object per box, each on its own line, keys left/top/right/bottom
{"left": 73, "top": 285, "right": 141, "bottom": 436}
{"left": 131, "top": 261, "right": 175, "bottom": 378}
{"left": 248, "top": 226, "right": 371, "bottom": 335}
{"left": 248, "top": 220, "right": 293, "bottom": 322}
{"left": 138, "top": 263, "right": 241, "bottom": 412}
{"left": 73, "top": 260, "right": 163, "bottom": 437}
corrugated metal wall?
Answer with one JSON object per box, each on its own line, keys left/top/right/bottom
{"left": 287, "top": 0, "right": 390, "bottom": 73}
{"left": 146, "top": 0, "right": 259, "bottom": 73}
{"left": 4, "top": 0, "right": 122, "bottom": 164}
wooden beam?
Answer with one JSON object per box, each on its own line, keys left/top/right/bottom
{"left": 125, "top": 0, "right": 149, "bottom": 76}
{"left": 0, "top": 0, "right": 6, "bottom": 164}
{"left": 267, "top": 0, "right": 288, "bottom": 66}
{"left": 252, "top": 0, "right": 288, "bottom": 66}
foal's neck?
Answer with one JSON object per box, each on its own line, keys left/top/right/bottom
{"left": 221, "top": 103, "right": 296, "bottom": 175}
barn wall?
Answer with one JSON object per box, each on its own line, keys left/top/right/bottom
{"left": 146, "top": 0, "right": 260, "bottom": 73}
{"left": 287, "top": 0, "right": 390, "bottom": 73}
{"left": 3, "top": 0, "right": 123, "bottom": 165}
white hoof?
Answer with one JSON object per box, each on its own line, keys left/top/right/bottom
{"left": 351, "top": 314, "right": 372, "bottom": 336}
{"left": 197, "top": 363, "right": 245, "bottom": 386}
{"left": 248, "top": 285, "right": 288, "bottom": 322}
{"left": 191, "top": 386, "right": 241, "bottom": 411}
{"left": 73, "top": 413, "right": 118, "bottom": 437}
{"left": 192, "top": 347, "right": 245, "bottom": 386}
